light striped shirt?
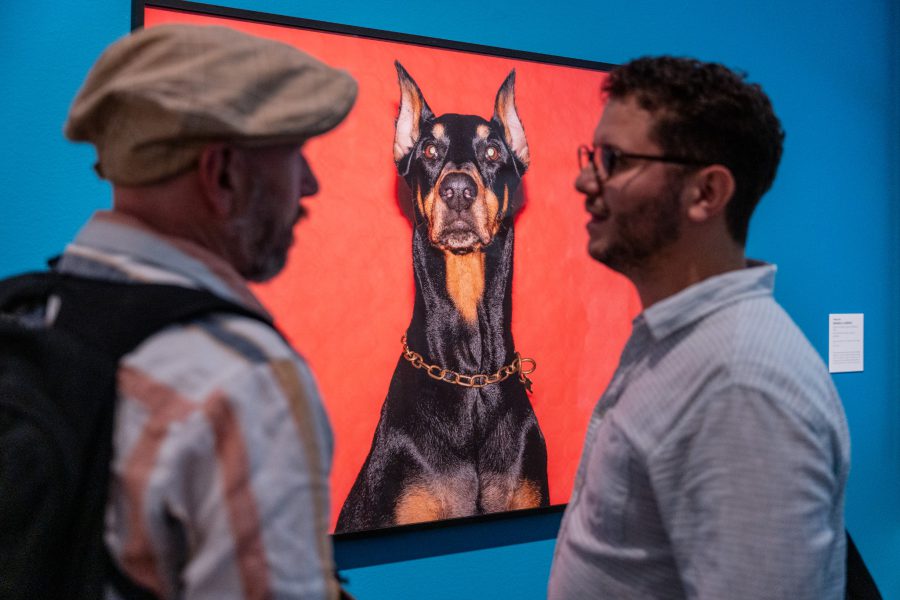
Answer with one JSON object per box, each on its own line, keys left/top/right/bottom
{"left": 57, "top": 211, "right": 339, "bottom": 600}
{"left": 548, "top": 262, "right": 850, "bottom": 600}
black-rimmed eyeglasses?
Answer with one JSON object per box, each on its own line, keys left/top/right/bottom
{"left": 578, "top": 144, "right": 707, "bottom": 181}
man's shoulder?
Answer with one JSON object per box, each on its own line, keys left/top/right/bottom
{"left": 721, "top": 297, "right": 832, "bottom": 390}
{"left": 120, "top": 310, "right": 306, "bottom": 406}
{"left": 688, "top": 296, "right": 846, "bottom": 440}
{"left": 625, "top": 294, "right": 843, "bottom": 446}
{"left": 641, "top": 292, "right": 804, "bottom": 386}
{"left": 679, "top": 291, "right": 819, "bottom": 372}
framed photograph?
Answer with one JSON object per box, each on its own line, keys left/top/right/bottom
{"left": 137, "top": 0, "right": 639, "bottom": 535}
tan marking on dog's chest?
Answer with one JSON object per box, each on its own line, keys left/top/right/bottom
{"left": 445, "top": 251, "right": 485, "bottom": 325}
{"left": 395, "top": 484, "right": 444, "bottom": 524}
{"left": 509, "top": 479, "right": 542, "bottom": 510}
{"left": 480, "top": 474, "right": 542, "bottom": 512}
{"left": 394, "top": 478, "right": 475, "bottom": 524}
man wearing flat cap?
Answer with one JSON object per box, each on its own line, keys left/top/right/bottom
{"left": 59, "top": 24, "right": 356, "bottom": 599}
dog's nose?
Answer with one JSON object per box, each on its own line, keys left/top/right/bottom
{"left": 439, "top": 172, "right": 478, "bottom": 211}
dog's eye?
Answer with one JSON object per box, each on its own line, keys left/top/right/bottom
{"left": 485, "top": 145, "right": 501, "bottom": 162}
{"left": 424, "top": 144, "right": 439, "bottom": 160}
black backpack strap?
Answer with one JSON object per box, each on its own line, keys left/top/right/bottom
{"left": 1, "top": 272, "right": 274, "bottom": 359}
{"left": 0, "top": 272, "right": 53, "bottom": 305}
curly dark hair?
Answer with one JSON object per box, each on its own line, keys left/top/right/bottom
{"left": 603, "top": 56, "right": 784, "bottom": 245}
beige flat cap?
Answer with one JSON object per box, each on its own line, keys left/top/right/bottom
{"left": 65, "top": 24, "right": 358, "bottom": 186}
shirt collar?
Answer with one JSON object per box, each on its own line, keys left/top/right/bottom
{"left": 638, "top": 260, "right": 776, "bottom": 341}
{"left": 62, "top": 211, "right": 270, "bottom": 316}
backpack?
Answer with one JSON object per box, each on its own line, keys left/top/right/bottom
{"left": 0, "top": 271, "right": 272, "bottom": 600}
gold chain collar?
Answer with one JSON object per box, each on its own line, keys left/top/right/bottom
{"left": 400, "top": 334, "right": 536, "bottom": 392}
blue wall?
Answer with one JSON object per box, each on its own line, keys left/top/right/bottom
{"left": 2, "top": 0, "right": 897, "bottom": 597}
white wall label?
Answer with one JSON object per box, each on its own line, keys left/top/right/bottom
{"left": 829, "top": 313, "right": 864, "bottom": 373}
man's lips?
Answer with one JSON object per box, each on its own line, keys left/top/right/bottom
{"left": 586, "top": 217, "right": 606, "bottom": 235}
{"left": 586, "top": 201, "right": 610, "bottom": 224}
{"left": 585, "top": 197, "right": 610, "bottom": 239}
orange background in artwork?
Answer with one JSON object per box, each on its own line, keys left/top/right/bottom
{"left": 146, "top": 7, "right": 641, "bottom": 532}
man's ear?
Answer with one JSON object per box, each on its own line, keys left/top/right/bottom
{"left": 198, "top": 143, "right": 242, "bottom": 218}
{"left": 684, "top": 164, "right": 735, "bottom": 223}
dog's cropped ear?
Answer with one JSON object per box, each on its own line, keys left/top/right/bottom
{"left": 492, "top": 70, "right": 529, "bottom": 169}
{"left": 394, "top": 61, "right": 434, "bottom": 163}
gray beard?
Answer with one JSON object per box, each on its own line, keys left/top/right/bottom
{"left": 230, "top": 181, "right": 295, "bottom": 283}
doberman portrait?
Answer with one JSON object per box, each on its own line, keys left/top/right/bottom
{"left": 335, "top": 62, "right": 549, "bottom": 533}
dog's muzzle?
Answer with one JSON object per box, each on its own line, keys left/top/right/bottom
{"left": 440, "top": 172, "right": 477, "bottom": 212}
{"left": 432, "top": 170, "right": 492, "bottom": 253}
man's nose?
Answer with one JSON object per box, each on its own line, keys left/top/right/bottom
{"left": 575, "top": 165, "right": 602, "bottom": 197}
{"left": 299, "top": 152, "right": 319, "bottom": 197}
